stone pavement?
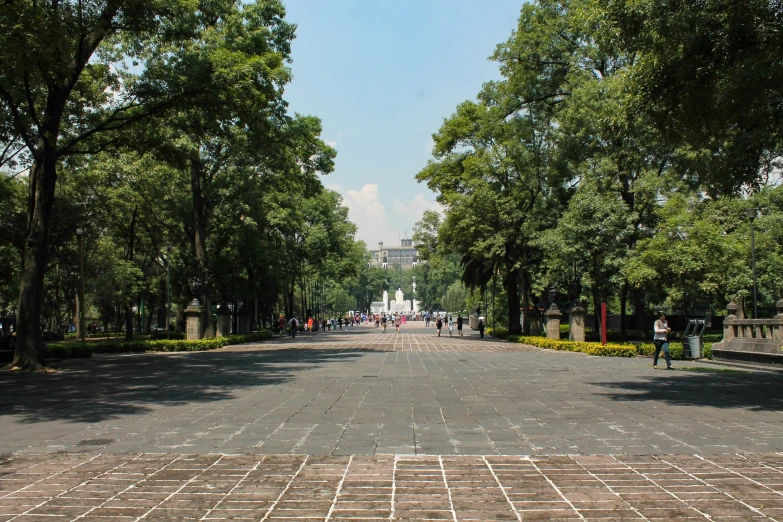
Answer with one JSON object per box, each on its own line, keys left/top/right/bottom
{"left": 1, "top": 325, "right": 783, "bottom": 520}
{"left": 4, "top": 452, "right": 783, "bottom": 521}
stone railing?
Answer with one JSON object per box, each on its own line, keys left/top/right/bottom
{"left": 712, "top": 300, "right": 783, "bottom": 364}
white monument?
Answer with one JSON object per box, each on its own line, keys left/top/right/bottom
{"left": 388, "top": 288, "right": 412, "bottom": 313}
{"left": 383, "top": 290, "right": 389, "bottom": 313}
{"left": 412, "top": 278, "right": 419, "bottom": 313}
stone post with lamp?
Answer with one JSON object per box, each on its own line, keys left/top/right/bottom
{"left": 185, "top": 299, "right": 204, "bottom": 340}
{"left": 216, "top": 302, "right": 232, "bottom": 337}
{"left": 569, "top": 302, "right": 586, "bottom": 342}
{"left": 545, "top": 304, "right": 562, "bottom": 340}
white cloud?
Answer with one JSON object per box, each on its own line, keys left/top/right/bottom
{"left": 392, "top": 193, "right": 443, "bottom": 220}
{"left": 326, "top": 140, "right": 337, "bottom": 148}
{"left": 329, "top": 184, "right": 443, "bottom": 249}
{"left": 339, "top": 184, "right": 399, "bottom": 246}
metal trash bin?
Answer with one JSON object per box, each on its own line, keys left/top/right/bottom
{"left": 682, "top": 319, "right": 706, "bottom": 359}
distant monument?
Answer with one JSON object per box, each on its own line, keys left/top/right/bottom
{"left": 389, "top": 288, "right": 412, "bottom": 313}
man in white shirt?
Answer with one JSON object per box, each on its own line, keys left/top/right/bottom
{"left": 653, "top": 311, "right": 673, "bottom": 370}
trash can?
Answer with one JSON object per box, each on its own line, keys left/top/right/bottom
{"left": 682, "top": 319, "right": 706, "bottom": 359}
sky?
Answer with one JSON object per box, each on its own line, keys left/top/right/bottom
{"left": 282, "top": 0, "right": 523, "bottom": 248}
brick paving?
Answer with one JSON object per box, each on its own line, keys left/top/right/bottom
{"left": 2, "top": 325, "right": 783, "bottom": 520}
{"left": 5, "top": 453, "right": 783, "bottom": 520}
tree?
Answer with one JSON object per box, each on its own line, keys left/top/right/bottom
{"left": 583, "top": 0, "right": 783, "bottom": 194}
{"left": 1, "top": 0, "right": 290, "bottom": 368}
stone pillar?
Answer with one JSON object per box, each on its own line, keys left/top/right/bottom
{"left": 529, "top": 310, "right": 543, "bottom": 336}
{"left": 569, "top": 302, "right": 586, "bottom": 342}
{"left": 545, "top": 304, "right": 562, "bottom": 340}
{"left": 216, "top": 303, "right": 232, "bottom": 337}
{"left": 238, "top": 305, "right": 253, "bottom": 334}
{"left": 723, "top": 301, "right": 738, "bottom": 342}
{"left": 774, "top": 299, "right": 783, "bottom": 342}
{"left": 185, "top": 299, "right": 204, "bottom": 340}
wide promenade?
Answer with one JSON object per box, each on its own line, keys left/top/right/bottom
{"left": 1, "top": 323, "right": 783, "bottom": 520}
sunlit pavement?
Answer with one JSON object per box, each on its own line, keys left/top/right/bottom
{"left": 2, "top": 324, "right": 783, "bottom": 520}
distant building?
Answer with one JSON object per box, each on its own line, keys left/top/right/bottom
{"left": 369, "top": 239, "right": 419, "bottom": 269}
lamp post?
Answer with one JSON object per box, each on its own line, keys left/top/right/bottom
{"left": 165, "top": 242, "right": 172, "bottom": 339}
{"left": 75, "top": 228, "right": 85, "bottom": 341}
{"left": 746, "top": 208, "right": 759, "bottom": 319}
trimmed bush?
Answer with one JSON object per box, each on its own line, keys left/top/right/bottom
{"left": 47, "top": 330, "right": 274, "bottom": 359}
{"left": 149, "top": 331, "right": 186, "bottom": 340}
{"left": 517, "top": 336, "right": 637, "bottom": 357}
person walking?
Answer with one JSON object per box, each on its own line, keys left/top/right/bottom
{"left": 381, "top": 314, "right": 387, "bottom": 332}
{"left": 448, "top": 316, "right": 454, "bottom": 337}
{"left": 478, "top": 317, "right": 485, "bottom": 338}
{"left": 653, "top": 311, "right": 674, "bottom": 370}
{"left": 436, "top": 315, "right": 443, "bottom": 337}
{"left": 278, "top": 315, "right": 286, "bottom": 337}
{"left": 395, "top": 314, "right": 401, "bottom": 333}
{"left": 425, "top": 312, "right": 430, "bottom": 327}
{"left": 288, "top": 316, "right": 298, "bottom": 338}
{"left": 457, "top": 314, "right": 464, "bottom": 337}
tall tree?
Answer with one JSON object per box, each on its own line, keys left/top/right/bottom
{"left": 0, "top": 0, "right": 249, "bottom": 368}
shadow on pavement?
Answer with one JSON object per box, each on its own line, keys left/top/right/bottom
{"left": 0, "top": 348, "right": 373, "bottom": 424}
{"left": 592, "top": 371, "right": 783, "bottom": 412}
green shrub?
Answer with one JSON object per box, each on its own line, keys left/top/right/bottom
{"left": 487, "top": 327, "right": 509, "bottom": 339}
{"left": 149, "top": 331, "right": 186, "bottom": 340}
{"left": 517, "top": 337, "right": 637, "bottom": 357}
{"left": 44, "top": 330, "right": 274, "bottom": 360}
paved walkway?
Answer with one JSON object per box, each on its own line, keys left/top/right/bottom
{"left": 4, "top": 452, "right": 783, "bottom": 520}
{"left": 1, "top": 325, "right": 782, "bottom": 520}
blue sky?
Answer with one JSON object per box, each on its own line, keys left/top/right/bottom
{"left": 282, "top": 0, "right": 523, "bottom": 247}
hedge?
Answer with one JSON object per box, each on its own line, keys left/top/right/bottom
{"left": 48, "top": 331, "right": 273, "bottom": 358}
{"left": 518, "top": 336, "right": 637, "bottom": 357}
{"left": 47, "top": 344, "right": 94, "bottom": 359}
{"left": 515, "top": 336, "right": 713, "bottom": 360}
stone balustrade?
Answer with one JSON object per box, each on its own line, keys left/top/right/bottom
{"left": 712, "top": 300, "right": 783, "bottom": 365}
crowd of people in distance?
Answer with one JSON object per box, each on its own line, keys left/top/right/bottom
{"left": 275, "top": 311, "right": 486, "bottom": 338}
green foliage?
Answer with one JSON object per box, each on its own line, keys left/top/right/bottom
{"left": 518, "top": 337, "right": 637, "bottom": 357}
{"left": 60, "top": 331, "right": 273, "bottom": 356}
{"left": 418, "top": 0, "right": 783, "bottom": 336}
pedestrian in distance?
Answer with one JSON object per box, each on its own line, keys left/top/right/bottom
{"left": 288, "top": 317, "right": 298, "bottom": 338}
{"left": 381, "top": 314, "right": 387, "bottom": 332}
{"left": 436, "top": 315, "right": 443, "bottom": 337}
{"left": 457, "top": 314, "right": 463, "bottom": 337}
{"left": 448, "top": 316, "right": 454, "bottom": 336}
{"left": 653, "top": 311, "right": 674, "bottom": 370}
{"left": 278, "top": 316, "right": 286, "bottom": 337}
{"left": 478, "top": 317, "right": 485, "bottom": 338}
{"left": 395, "top": 315, "right": 401, "bottom": 333}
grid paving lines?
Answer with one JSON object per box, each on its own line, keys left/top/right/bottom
{"left": 2, "top": 453, "right": 783, "bottom": 520}
{"left": 223, "top": 332, "right": 542, "bottom": 354}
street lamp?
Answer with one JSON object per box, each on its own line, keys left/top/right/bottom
{"left": 75, "top": 228, "right": 85, "bottom": 341}
{"left": 165, "top": 242, "right": 172, "bottom": 339}
{"left": 746, "top": 208, "right": 759, "bottom": 319}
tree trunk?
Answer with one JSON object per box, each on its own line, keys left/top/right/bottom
{"left": 634, "top": 288, "right": 646, "bottom": 341}
{"left": 124, "top": 207, "right": 137, "bottom": 341}
{"left": 505, "top": 269, "right": 521, "bottom": 335}
{"left": 190, "top": 156, "right": 216, "bottom": 338}
{"left": 13, "top": 148, "right": 58, "bottom": 370}
{"left": 593, "top": 290, "right": 602, "bottom": 339}
{"left": 620, "top": 284, "right": 627, "bottom": 343}
{"left": 176, "top": 303, "right": 186, "bottom": 332}
{"left": 520, "top": 268, "right": 531, "bottom": 335}
{"left": 124, "top": 304, "right": 134, "bottom": 341}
